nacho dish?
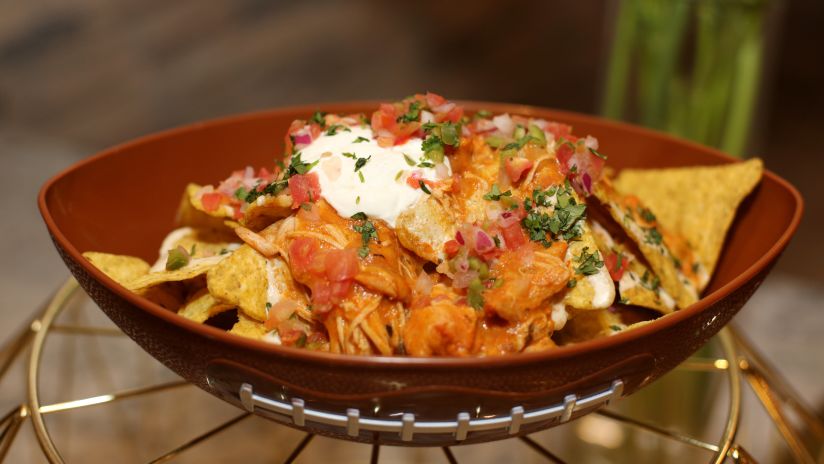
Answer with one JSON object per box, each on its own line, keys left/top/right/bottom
{"left": 83, "top": 93, "right": 763, "bottom": 357}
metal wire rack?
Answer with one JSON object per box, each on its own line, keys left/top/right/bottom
{"left": 0, "top": 278, "right": 821, "bottom": 463}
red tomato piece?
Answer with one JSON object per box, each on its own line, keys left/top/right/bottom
{"left": 288, "top": 237, "right": 321, "bottom": 275}
{"left": 443, "top": 239, "right": 461, "bottom": 258}
{"left": 324, "top": 249, "right": 359, "bottom": 282}
{"left": 200, "top": 192, "right": 223, "bottom": 212}
{"left": 605, "top": 252, "right": 626, "bottom": 281}
{"left": 501, "top": 223, "right": 527, "bottom": 249}
{"left": 288, "top": 172, "right": 321, "bottom": 208}
{"left": 504, "top": 157, "right": 534, "bottom": 183}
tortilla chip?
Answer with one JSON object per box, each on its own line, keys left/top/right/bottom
{"left": 229, "top": 312, "right": 270, "bottom": 340}
{"left": 176, "top": 183, "right": 235, "bottom": 229}
{"left": 206, "top": 245, "right": 308, "bottom": 322}
{"left": 613, "top": 159, "right": 762, "bottom": 283}
{"left": 82, "top": 252, "right": 150, "bottom": 286}
{"left": 142, "top": 284, "right": 186, "bottom": 311}
{"left": 177, "top": 289, "right": 234, "bottom": 323}
{"left": 590, "top": 220, "right": 675, "bottom": 314}
{"left": 593, "top": 180, "right": 700, "bottom": 309}
{"left": 128, "top": 254, "right": 228, "bottom": 291}
{"left": 554, "top": 309, "right": 623, "bottom": 345}
{"left": 150, "top": 226, "right": 241, "bottom": 272}
{"left": 562, "top": 215, "right": 615, "bottom": 311}
{"left": 395, "top": 196, "right": 457, "bottom": 263}
{"left": 242, "top": 193, "right": 292, "bottom": 231}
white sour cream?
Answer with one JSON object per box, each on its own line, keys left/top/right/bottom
{"left": 298, "top": 125, "right": 450, "bottom": 226}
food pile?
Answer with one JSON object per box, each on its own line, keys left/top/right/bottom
{"left": 84, "top": 93, "right": 763, "bottom": 356}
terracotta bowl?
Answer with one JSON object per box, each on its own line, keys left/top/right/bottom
{"left": 39, "top": 102, "right": 802, "bottom": 446}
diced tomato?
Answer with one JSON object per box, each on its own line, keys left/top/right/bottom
{"left": 504, "top": 157, "right": 534, "bottom": 183}
{"left": 605, "top": 252, "right": 626, "bottom": 281}
{"left": 264, "top": 300, "right": 300, "bottom": 330}
{"left": 443, "top": 106, "right": 464, "bottom": 123}
{"left": 288, "top": 237, "right": 321, "bottom": 275}
{"left": 545, "top": 122, "right": 573, "bottom": 140}
{"left": 288, "top": 172, "right": 321, "bottom": 208}
{"left": 201, "top": 192, "right": 223, "bottom": 212}
{"left": 324, "top": 249, "right": 359, "bottom": 282}
{"left": 443, "top": 239, "right": 461, "bottom": 258}
{"left": 425, "top": 92, "right": 446, "bottom": 108}
{"left": 278, "top": 324, "right": 305, "bottom": 346}
{"left": 501, "top": 222, "right": 527, "bottom": 249}
{"left": 556, "top": 143, "right": 574, "bottom": 172}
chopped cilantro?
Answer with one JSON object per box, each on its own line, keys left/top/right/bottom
{"left": 358, "top": 171, "right": 365, "bottom": 183}
{"left": 638, "top": 207, "right": 656, "bottom": 223}
{"left": 353, "top": 136, "right": 370, "bottom": 143}
{"left": 356, "top": 195, "right": 361, "bottom": 205}
{"left": 325, "top": 124, "right": 349, "bottom": 136}
{"left": 342, "top": 152, "right": 357, "bottom": 159}
{"left": 567, "top": 278, "right": 577, "bottom": 288}
{"left": 245, "top": 179, "right": 288, "bottom": 203}
{"left": 233, "top": 187, "right": 248, "bottom": 200}
{"left": 485, "top": 135, "right": 506, "bottom": 148}
{"left": 219, "top": 248, "right": 229, "bottom": 255}
{"left": 492, "top": 235, "right": 501, "bottom": 248}
{"left": 354, "top": 155, "right": 371, "bottom": 172}
{"left": 288, "top": 152, "right": 319, "bottom": 176}
{"left": 296, "top": 332, "right": 307, "bottom": 348}
{"left": 395, "top": 170, "right": 404, "bottom": 181}
{"left": 610, "top": 325, "right": 621, "bottom": 331}
{"left": 403, "top": 153, "right": 416, "bottom": 166}
{"left": 474, "top": 109, "right": 492, "bottom": 119}
{"left": 352, "top": 216, "right": 378, "bottom": 258}
{"left": 419, "top": 180, "right": 431, "bottom": 194}
{"left": 265, "top": 302, "right": 272, "bottom": 309}
{"left": 396, "top": 101, "right": 421, "bottom": 123}
{"left": 672, "top": 256, "right": 682, "bottom": 269}
{"left": 619, "top": 297, "right": 630, "bottom": 304}
{"left": 574, "top": 247, "right": 604, "bottom": 276}
{"left": 640, "top": 270, "right": 661, "bottom": 293}
{"left": 692, "top": 262, "right": 701, "bottom": 273}
{"left": 310, "top": 111, "right": 327, "bottom": 128}
{"left": 483, "top": 184, "right": 512, "bottom": 201}
{"left": 644, "top": 227, "right": 663, "bottom": 245}
{"left": 589, "top": 147, "right": 607, "bottom": 160}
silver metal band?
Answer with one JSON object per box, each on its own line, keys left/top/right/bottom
{"left": 237, "top": 379, "right": 624, "bottom": 442}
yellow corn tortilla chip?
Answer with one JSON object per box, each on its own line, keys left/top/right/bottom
{"left": 128, "top": 254, "right": 228, "bottom": 291}
{"left": 177, "top": 289, "right": 234, "bottom": 323}
{"left": 613, "top": 158, "right": 763, "bottom": 283}
{"left": 562, "top": 212, "right": 615, "bottom": 311}
{"left": 82, "top": 252, "right": 150, "bottom": 286}
{"left": 589, "top": 220, "right": 675, "bottom": 314}
{"left": 176, "top": 183, "right": 235, "bottom": 229}
{"left": 151, "top": 226, "right": 241, "bottom": 272}
{"left": 242, "top": 193, "right": 292, "bottom": 231}
{"left": 206, "top": 245, "right": 308, "bottom": 322}
{"left": 554, "top": 309, "right": 623, "bottom": 345}
{"left": 229, "top": 312, "right": 269, "bottom": 340}
{"left": 593, "top": 181, "right": 700, "bottom": 309}
{"left": 142, "top": 284, "right": 186, "bottom": 311}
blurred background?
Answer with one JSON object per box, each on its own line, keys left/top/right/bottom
{"left": 1, "top": 0, "right": 822, "bottom": 462}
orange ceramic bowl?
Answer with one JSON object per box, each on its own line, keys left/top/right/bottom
{"left": 39, "top": 102, "right": 802, "bottom": 446}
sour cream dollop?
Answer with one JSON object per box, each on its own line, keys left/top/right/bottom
{"left": 298, "top": 125, "right": 450, "bottom": 226}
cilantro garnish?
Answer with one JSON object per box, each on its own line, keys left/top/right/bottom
{"left": 396, "top": 101, "right": 421, "bottom": 123}
{"left": 165, "top": 246, "right": 190, "bottom": 271}
{"left": 352, "top": 214, "right": 378, "bottom": 258}
{"left": 419, "top": 180, "right": 431, "bottom": 194}
{"left": 644, "top": 227, "right": 663, "bottom": 245}
{"left": 638, "top": 207, "right": 656, "bottom": 223}
{"left": 325, "top": 124, "right": 350, "bottom": 136}
{"left": 310, "top": 111, "right": 327, "bottom": 128}
{"left": 474, "top": 109, "right": 492, "bottom": 119}
{"left": 244, "top": 179, "right": 288, "bottom": 203}
{"left": 640, "top": 270, "right": 661, "bottom": 293}
{"left": 483, "top": 184, "right": 512, "bottom": 201}
{"left": 353, "top": 136, "right": 370, "bottom": 144}
{"left": 520, "top": 182, "right": 587, "bottom": 245}
{"left": 354, "top": 155, "right": 371, "bottom": 172}
{"left": 233, "top": 187, "right": 248, "bottom": 200}
{"left": 288, "top": 152, "right": 319, "bottom": 176}
{"left": 395, "top": 170, "right": 404, "bottom": 181}
{"left": 589, "top": 147, "right": 607, "bottom": 160}
{"left": 610, "top": 325, "right": 621, "bottom": 331}
{"left": 567, "top": 278, "right": 577, "bottom": 288}
{"left": 342, "top": 152, "right": 357, "bottom": 159}
{"left": 574, "top": 247, "right": 604, "bottom": 276}
{"left": 358, "top": 171, "right": 365, "bottom": 183}
{"left": 421, "top": 121, "right": 461, "bottom": 163}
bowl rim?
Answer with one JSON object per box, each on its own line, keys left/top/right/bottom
{"left": 38, "top": 100, "right": 804, "bottom": 369}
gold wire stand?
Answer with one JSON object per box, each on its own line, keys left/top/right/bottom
{"left": 1, "top": 278, "right": 822, "bottom": 463}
